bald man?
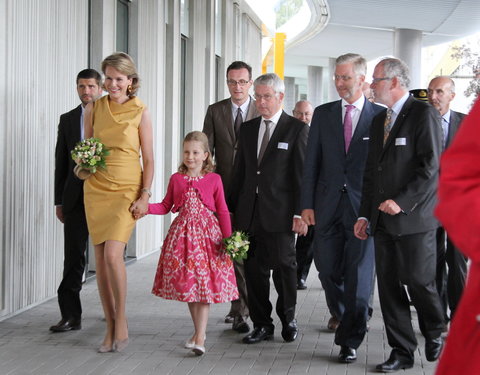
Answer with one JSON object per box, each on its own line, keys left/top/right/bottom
{"left": 428, "top": 76, "right": 467, "bottom": 322}
{"left": 292, "top": 100, "right": 313, "bottom": 125}
{"left": 292, "top": 100, "right": 315, "bottom": 290}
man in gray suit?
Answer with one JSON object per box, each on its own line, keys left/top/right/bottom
{"left": 428, "top": 76, "right": 467, "bottom": 322}
{"left": 301, "top": 53, "right": 383, "bottom": 363}
{"left": 203, "top": 61, "right": 259, "bottom": 333}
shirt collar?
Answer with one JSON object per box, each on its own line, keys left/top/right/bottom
{"left": 262, "top": 108, "right": 283, "bottom": 125}
{"left": 231, "top": 96, "right": 251, "bottom": 113}
{"left": 443, "top": 109, "right": 451, "bottom": 123}
{"left": 341, "top": 95, "right": 365, "bottom": 111}
{"left": 391, "top": 92, "right": 410, "bottom": 115}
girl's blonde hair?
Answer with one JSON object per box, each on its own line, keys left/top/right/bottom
{"left": 101, "top": 52, "right": 140, "bottom": 97}
{"left": 178, "top": 131, "right": 215, "bottom": 174}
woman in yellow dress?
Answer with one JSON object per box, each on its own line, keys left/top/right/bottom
{"left": 84, "top": 52, "right": 154, "bottom": 353}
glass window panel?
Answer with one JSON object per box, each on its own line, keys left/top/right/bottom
{"left": 117, "top": 0, "right": 129, "bottom": 52}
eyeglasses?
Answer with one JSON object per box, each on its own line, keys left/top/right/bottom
{"left": 293, "top": 111, "right": 312, "bottom": 117}
{"left": 371, "top": 77, "right": 392, "bottom": 84}
{"left": 254, "top": 93, "right": 276, "bottom": 101}
{"left": 227, "top": 79, "right": 251, "bottom": 86}
{"left": 333, "top": 75, "right": 353, "bottom": 81}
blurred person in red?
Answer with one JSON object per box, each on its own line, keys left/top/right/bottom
{"left": 435, "top": 98, "right": 479, "bottom": 375}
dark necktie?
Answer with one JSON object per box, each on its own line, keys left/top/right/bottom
{"left": 234, "top": 107, "right": 242, "bottom": 139}
{"left": 344, "top": 104, "right": 354, "bottom": 152}
{"left": 383, "top": 108, "right": 393, "bottom": 146}
{"left": 258, "top": 120, "right": 271, "bottom": 165}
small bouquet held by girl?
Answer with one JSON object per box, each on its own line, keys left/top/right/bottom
{"left": 223, "top": 231, "right": 250, "bottom": 261}
{"left": 71, "top": 137, "right": 109, "bottom": 180}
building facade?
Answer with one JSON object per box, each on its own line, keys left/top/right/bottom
{"left": 0, "top": 0, "right": 262, "bottom": 319}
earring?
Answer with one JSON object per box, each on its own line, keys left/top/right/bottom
{"left": 127, "top": 85, "right": 132, "bottom": 95}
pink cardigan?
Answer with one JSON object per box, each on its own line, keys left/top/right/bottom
{"left": 148, "top": 172, "right": 232, "bottom": 238}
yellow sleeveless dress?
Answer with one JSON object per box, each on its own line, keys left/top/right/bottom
{"left": 84, "top": 95, "right": 145, "bottom": 245}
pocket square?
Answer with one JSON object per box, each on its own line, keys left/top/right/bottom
{"left": 277, "top": 142, "right": 288, "bottom": 150}
{"left": 362, "top": 137, "right": 369, "bottom": 140}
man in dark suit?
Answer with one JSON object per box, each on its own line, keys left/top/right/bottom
{"left": 203, "top": 61, "right": 259, "bottom": 333}
{"left": 292, "top": 100, "right": 315, "bottom": 290}
{"left": 354, "top": 58, "right": 446, "bottom": 372}
{"left": 50, "top": 69, "right": 102, "bottom": 332}
{"left": 428, "top": 76, "right": 467, "bottom": 322}
{"left": 228, "top": 73, "right": 308, "bottom": 344}
{"left": 301, "top": 53, "right": 383, "bottom": 363}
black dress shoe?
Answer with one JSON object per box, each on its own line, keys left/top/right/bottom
{"left": 232, "top": 316, "right": 250, "bottom": 333}
{"left": 242, "top": 326, "right": 273, "bottom": 344}
{"left": 49, "top": 318, "right": 81, "bottom": 332}
{"left": 338, "top": 346, "right": 357, "bottom": 363}
{"left": 425, "top": 337, "right": 443, "bottom": 362}
{"left": 297, "top": 279, "right": 307, "bottom": 290}
{"left": 375, "top": 357, "right": 413, "bottom": 372}
{"left": 281, "top": 320, "right": 298, "bottom": 342}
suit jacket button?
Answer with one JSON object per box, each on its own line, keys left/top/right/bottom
{"left": 379, "top": 189, "right": 384, "bottom": 194}
{"left": 257, "top": 171, "right": 261, "bottom": 175}
{"left": 378, "top": 166, "right": 382, "bottom": 171}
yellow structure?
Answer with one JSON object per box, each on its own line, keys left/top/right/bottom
{"left": 427, "top": 41, "right": 462, "bottom": 82}
{"left": 274, "top": 32, "right": 286, "bottom": 79}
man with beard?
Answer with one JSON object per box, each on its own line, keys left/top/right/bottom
{"left": 51, "top": 69, "right": 102, "bottom": 332}
{"left": 301, "top": 54, "right": 383, "bottom": 362}
{"left": 355, "top": 58, "right": 445, "bottom": 372}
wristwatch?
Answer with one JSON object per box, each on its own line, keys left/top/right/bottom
{"left": 141, "top": 188, "right": 152, "bottom": 197}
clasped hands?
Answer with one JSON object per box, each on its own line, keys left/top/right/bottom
{"left": 353, "top": 199, "right": 401, "bottom": 240}
{"left": 129, "top": 198, "right": 148, "bottom": 220}
{"left": 293, "top": 209, "right": 317, "bottom": 236}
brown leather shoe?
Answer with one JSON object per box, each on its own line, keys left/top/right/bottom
{"left": 232, "top": 316, "right": 250, "bottom": 333}
{"left": 327, "top": 316, "right": 340, "bottom": 331}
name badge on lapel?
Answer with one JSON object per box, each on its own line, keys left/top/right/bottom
{"left": 278, "top": 142, "right": 288, "bottom": 150}
{"left": 395, "top": 138, "right": 407, "bottom": 146}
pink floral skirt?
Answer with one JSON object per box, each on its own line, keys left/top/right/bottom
{"left": 152, "top": 188, "right": 238, "bottom": 303}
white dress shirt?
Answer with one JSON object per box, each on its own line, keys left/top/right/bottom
{"left": 257, "top": 109, "right": 282, "bottom": 157}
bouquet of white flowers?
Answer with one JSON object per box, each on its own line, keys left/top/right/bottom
{"left": 223, "top": 231, "right": 250, "bottom": 261}
{"left": 71, "top": 137, "right": 109, "bottom": 179}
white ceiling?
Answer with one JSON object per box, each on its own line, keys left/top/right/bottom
{"left": 285, "top": 0, "right": 480, "bottom": 78}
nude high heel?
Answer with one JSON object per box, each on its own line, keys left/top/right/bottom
{"left": 98, "top": 343, "right": 114, "bottom": 353}
{"left": 114, "top": 337, "right": 129, "bottom": 352}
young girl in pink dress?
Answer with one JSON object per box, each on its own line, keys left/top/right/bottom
{"left": 148, "top": 131, "right": 238, "bottom": 356}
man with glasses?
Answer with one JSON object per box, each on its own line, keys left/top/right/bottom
{"left": 292, "top": 100, "right": 314, "bottom": 126}
{"left": 203, "top": 61, "right": 259, "bottom": 333}
{"left": 228, "top": 73, "right": 308, "bottom": 345}
{"left": 292, "top": 100, "right": 315, "bottom": 291}
{"left": 354, "top": 58, "right": 445, "bottom": 372}
{"left": 300, "top": 53, "right": 383, "bottom": 363}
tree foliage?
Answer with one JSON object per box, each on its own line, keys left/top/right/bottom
{"left": 452, "top": 44, "right": 480, "bottom": 102}
{"left": 275, "top": 0, "right": 304, "bottom": 29}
